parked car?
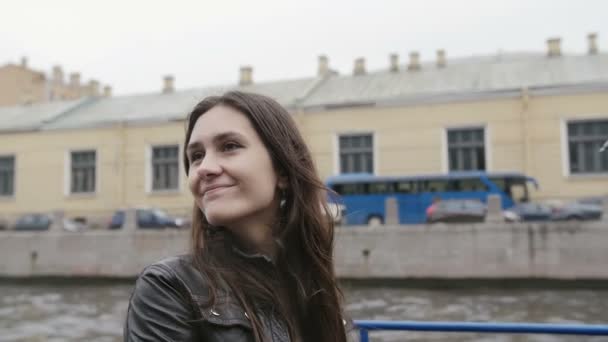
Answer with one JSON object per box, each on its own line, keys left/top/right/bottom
{"left": 108, "top": 208, "right": 186, "bottom": 229}
{"left": 0, "top": 218, "right": 8, "bottom": 230}
{"left": 13, "top": 213, "right": 52, "bottom": 231}
{"left": 426, "top": 199, "right": 487, "bottom": 223}
{"left": 505, "top": 202, "right": 553, "bottom": 222}
{"left": 550, "top": 202, "right": 603, "bottom": 221}
{"left": 576, "top": 196, "right": 604, "bottom": 206}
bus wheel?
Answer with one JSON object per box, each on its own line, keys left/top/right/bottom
{"left": 367, "top": 216, "right": 383, "bottom": 226}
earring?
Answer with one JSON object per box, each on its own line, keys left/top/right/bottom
{"left": 279, "top": 189, "right": 287, "bottom": 209}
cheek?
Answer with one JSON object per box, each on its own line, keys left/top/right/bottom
{"left": 249, "top": 171, "right": 279, "bottom": 203}
{"left": 187, "top": 173, "right": 200, "bottom": 197}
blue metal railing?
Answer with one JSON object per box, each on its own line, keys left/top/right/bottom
{"left": 354, "top": 320, "right": 608, "bottom": 342}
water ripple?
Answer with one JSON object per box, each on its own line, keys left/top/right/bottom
{"left": 1, "top": 283, "right": 607, "bottom": 341}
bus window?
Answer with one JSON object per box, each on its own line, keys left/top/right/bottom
{"left": 396, "top": 181, "right": 416, "bottom": 194}
{"left": 489, "top": 177, "right": 529, "bottom": 203}
{"left": 490, "top": 178, "right": 507, "bottom": 193}
{"left": 452, "top": 178, "right": 488, "bottom": 192}
{"left": 368, "top": 182, "right": 394, "bottom": 194}
{"left": 419, "top": 179, "right": 449, "bottom": 193}
{"left": 334, "top": 183, "right": 368, "bottom": 195}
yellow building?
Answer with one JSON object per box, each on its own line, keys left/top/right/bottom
{"left": 0, "top": 35, "right": 607, "bottom": 225}
{"left": 0, "top": 57, "right": 111, "bottom": 107}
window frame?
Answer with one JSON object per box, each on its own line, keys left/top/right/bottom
{"left": 562, "top": 118, "right": 608, "bottom": 176}
{"left": 150, "top": 144, "right": 180, "bottom": 192}
{"left": 146, "top": 143, "right": 182, "bottom": 194}
{"left": 0, "top": 155, "right": 16, "bottom": 198}
{"left": 67, "top": 149, "right": 97, "bottom": 195}
{"left": 444, "top": 125, "right": 489, "bottom": 172}
{"left": 335, "top": 132, "right": 376, "bottom": 174}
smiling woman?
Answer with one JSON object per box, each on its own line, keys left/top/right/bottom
{"left": 124, "top": 91, "right": 349, "bottom": 342}
{"left": 186, "top": 105, "right": 284, "bottom": 250}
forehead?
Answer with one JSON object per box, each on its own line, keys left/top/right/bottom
{"left": 190, "top": 105, "right": 255, "bottom": 141}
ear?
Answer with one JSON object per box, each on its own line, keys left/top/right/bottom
{"left": 277, "top": 176, "right": 288, "bottom": 190}
{"left": 277, "top": 170, "right": 288, "bottom": 190}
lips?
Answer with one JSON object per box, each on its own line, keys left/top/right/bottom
{"left": 202, "top": 184, "right": 233, "bottom": 198}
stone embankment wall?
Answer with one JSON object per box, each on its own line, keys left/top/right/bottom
{"left": 1, "top": 221, "right": 607, "bottom": 279}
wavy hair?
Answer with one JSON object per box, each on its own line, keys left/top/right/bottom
{"left": 183, "top": 91, "right": 346, "bottom": 342}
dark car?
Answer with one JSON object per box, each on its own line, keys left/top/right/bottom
{"left": 108, "top": 208, "right": 185, "bottom": 229}
{"left": 13, "top": 213, "right": 53, "bottom": 231}
{"left": 577, "top": 196, "right": 605, "bottom": 206}
{"left": 426, "top": 199, "right": 486, "bottom": 223}
{"left": 505, "top": 202, "right": 553, "bottom": 222}
{"left": 551, "top": 202, "right": 603, "bottom": 221}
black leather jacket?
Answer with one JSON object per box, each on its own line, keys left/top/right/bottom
{"left": 124, "top": 254, "right": 279, "bottom": 341}
{"left": 124, "top": 254, "right": 354, "bottom": 341}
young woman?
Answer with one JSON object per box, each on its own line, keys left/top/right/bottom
{"left": 124, "top": 91, "right": 349, "bottom": 341}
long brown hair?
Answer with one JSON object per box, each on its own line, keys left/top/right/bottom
{"left": 183, "top": 91, "right": 346, "bottom": 342}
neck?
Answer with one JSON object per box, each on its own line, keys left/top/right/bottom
{"left": 230, "top": 221, "right": 277, "bottom": 260}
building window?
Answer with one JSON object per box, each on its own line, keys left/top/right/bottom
{"left": 0, "top": 156, "right": 15, "bottom": 197}
{"left": 152, "top": 145, "right": 179, "bottom": 191}
{"left": 70, "top": 150, "right": 96, "bottom": 193}
{"left": 568, "top": 120, "right": 608, "bottom": 174}
{"left": 339, "top": 134, "right": 374, "bottom": 173}
{"left": 447, "top": 128, "right": 486, "bottom": 171}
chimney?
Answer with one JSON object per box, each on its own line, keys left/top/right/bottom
{"left": 162, "top": 75, "right": 174, "bottom": 94}
{"left": 103, "top": 85, "right": 112, "bottom": 97}
{"left": 408, "top": 51, "right": 421, "bottom": 71}
{"left": 69, "top": 72, "right": 81, "bottom": 87}
{"left": 353, "top": 57, "right": 366, "bottom": 76}
{"left": 588, "top": 33, "right": 598, "bottom": 55}
{"left": 389, "top": 53, "right": 399, "bottom": 72}
{"left": 52, "top": 65, "right": 64, "bottom": 84}
{"left": 88, "top": 80, "right": 100, "bottom": 96}
{"left": 20, "top": 56, "right": 28, "bottom": 69}
{"left": 436, "top": 49, "right": 446, "bottom": 68}
{"left": 318, "top": 55, "right": 329, "bottom": 76}
{"left": 239, "top": 66, "right": 253, "bottom": 86}
{"left": 547, "top": 37, "right": 561, "bottom": 57}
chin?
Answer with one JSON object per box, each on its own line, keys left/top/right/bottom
{"left": 202, "top": 207, "right": 238, "bottom": 227}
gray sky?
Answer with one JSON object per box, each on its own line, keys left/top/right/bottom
{"left": 2, "top": 0, "right": 607, "bottom": 95}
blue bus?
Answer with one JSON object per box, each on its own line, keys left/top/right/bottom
{"left": 326, "top": 171, "right": 538, "bottom": 225}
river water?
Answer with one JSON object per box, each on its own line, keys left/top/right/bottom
{"left": 0, "top": 282, "right": 607, "bottom": 342}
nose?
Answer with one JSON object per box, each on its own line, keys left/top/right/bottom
{"left": 194, "top": 153, "right": 222, "bottom": 179}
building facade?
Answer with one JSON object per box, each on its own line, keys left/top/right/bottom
{"left": 1, "top": 35, "right": 607, "bottom": 225}
{"left": 0, "top": 57, "right": 111, "bottom": 107}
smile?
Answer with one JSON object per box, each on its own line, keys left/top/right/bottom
{"left": 203, "top": 185, "right": 233, "bottom": 198}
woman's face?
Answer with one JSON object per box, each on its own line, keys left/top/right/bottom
{"left": 186, "top": 105, "right": 282, "bottom": 230}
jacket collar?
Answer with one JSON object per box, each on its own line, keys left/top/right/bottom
{"left": 231, "top": 245, "right": 275, "bottom": 265}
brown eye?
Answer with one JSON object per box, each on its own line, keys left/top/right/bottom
{"left": 189, "top": 151, "right": 204, "bottom": 163}
{"left": 222, "top": 142, "right": 241, "bottom": 152}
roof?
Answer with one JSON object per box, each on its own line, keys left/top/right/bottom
{"left": 300, "top": 52, "right": 608, "bottom": 108}
{"left": 2, "top": 51, "right": 608, "bottom": 132}
{"left": 42, "top": 87, "right": 226, "bottom": 130}
{"left": 235, "top": 77, "right": 323, "bottom": 106}
{"left": 0, "top": 99, "right": 89, "bottom": 132}
{"left": 41, "top": 77, "right": 320, "bottom": 130}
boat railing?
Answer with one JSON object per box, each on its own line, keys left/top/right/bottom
{"left": 353, "top": 320, "right": 608, "bottom": 342}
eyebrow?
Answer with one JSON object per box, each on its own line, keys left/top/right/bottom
{"left": 186, "top": 131, "right": 246, "bottom": 153}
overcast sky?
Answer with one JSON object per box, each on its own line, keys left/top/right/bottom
{"left": 1, "top": 0, "right": 607, "bottom": 95}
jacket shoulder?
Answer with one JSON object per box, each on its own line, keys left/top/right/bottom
{"left": 125, "top": 255, "right": 204, "bottom": 341}
{"left": 144, "top": 254, "right": 211, "bottom": 301}
{"left": 142, "top": 255, "right": 254, "bottom": 334}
